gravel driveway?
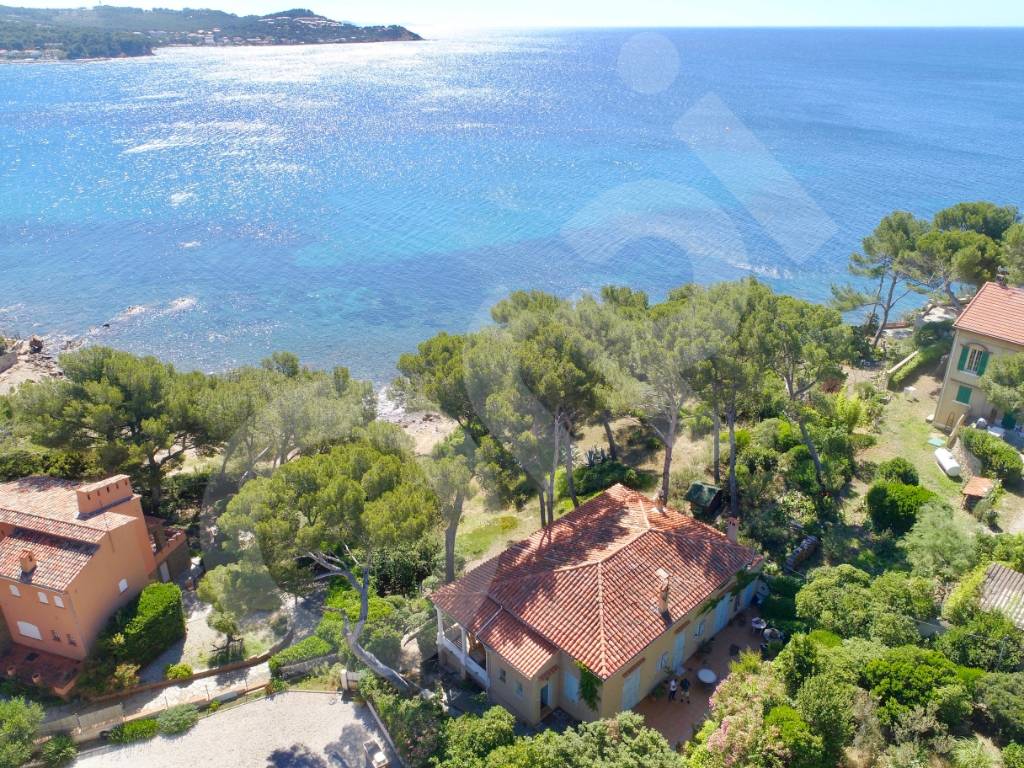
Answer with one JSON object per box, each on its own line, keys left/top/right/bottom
{"left": 74, "top": 691, "right": 397, "bottom": 768}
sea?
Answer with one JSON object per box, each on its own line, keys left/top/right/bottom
{"left": 2, "top": 27, "right": 1023, "bottom": 383}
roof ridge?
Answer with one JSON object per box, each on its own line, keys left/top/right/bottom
{"left": 596, "top": 559, "right": 608, "bottom": 678}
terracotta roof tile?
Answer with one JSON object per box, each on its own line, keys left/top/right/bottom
{"left": 432, "top": 484, "right": 760, "bottom": 679}
{"left": 0, "top": 477, "right": 135, "bottom": 543}
{"left": 954, "top": 282, "right": 1024, "bottom": 346}
{"left": 477, "top": 610, "right": 557, "bottom": 678}
{"left": 0, "top": 529, "right": 97, "bottom": 591}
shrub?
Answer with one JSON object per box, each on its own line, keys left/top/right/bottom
{"left": 268, "top": 635, "right": 333, "bottom": 676}
{"left": 1004, "top": 742, "right": 1024, "bottom": 768}
{"left": 359, "top": 675, "right": 443, "bottom": 768}
{"left": 937, "top": 610, "right": 1024, "bottom": 672}
{"left": 108, "top": 718, "right": 158, "bottom": 744}
{"left": 164, "top": 662, "right": 193, "bottom": 680}
{"left": 436, "top": 706, "right": 516, "bottom": 766}
{"left": 761, "top": 594, "right": 797, "bottom": 623}
{"left": 0, "top": 697, "right": 43, "bottom": 768}
{"left": 975, "top": 672, "right": 1024, "bottom": 742}
{"left": 952, "top": 738, "right": 998, "bottom": 768}
{"left": 877, "top": 457, "right": 920, "bottom": 486}
{"left": 865, "top": 646, "right": 959, "bottom": 726}
{"left": 118, "top": 583, "right": 185, "bottom": 665}
{"left": 889, "top": 341, "right": 948, "bottom": 389}
{"left": 961, "top": 428, "right": 1023, "bottom": 483}
{"left": 555, "top": 460, "right": 639, "bottom": 499}
{"left": 0, "top": 449, "right": 93, "bottom": 482}
{"left": 760, "top": 705, "right": 825, "bottom": 768}
{"left": 40, "top": 733, "right": 78, "bottom": 767}
{"left": 206, "top": 699, "right": 221, "bottom": 713}
{"left": 156, "top": 704, "right": 199, "bottom": 735}
{"left": 111, "top": 662, "right": 139, "bottom": 689}
{"left": 866, "top": 481, "right": 936, "bottom": 535}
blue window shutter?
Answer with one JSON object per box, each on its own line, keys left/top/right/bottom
{"left": 955, "top": 385, "right": 972, "bottom": 405}
{"left": 977, "top": 352, "right": 990, "bottom": 376}
{"left": 957, "top": 346, "right": 969, "bottom": 371}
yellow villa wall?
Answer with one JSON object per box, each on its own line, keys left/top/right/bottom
{"left": 457, "top": 571, "right": 760, "bottom": 726}
{"left": 934, "top": 329, "right": 1023, "bottom": 431}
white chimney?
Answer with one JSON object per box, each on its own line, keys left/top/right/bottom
{"left": 726, "top": 517, "right": 739, "bottom": 544}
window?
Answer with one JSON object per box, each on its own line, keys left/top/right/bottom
{"left": 16, "top": 621, "right": 42, "bottom": 641}
{"left": 54, "top": 595, "right": 64, "bottom": 608}
{"left": 958, "top": 346, "right": 989, "bottom": 375}
{"left": 657, "top": 652, "right": 670, "bottom": 672}
{"left": 8, "top": 584, "right": 20, "bottom": 597}
{"left": 37, "top": 592, "right": 48, "bottom": 604}
{"left": 515, "top": 682, "right": 524, "bottom": 698}
{"left": 67, "top": 634, "right": 77, "bottom": 646}
{"left": 51, "top": 630, "right": 61, "bottom": 642}
{"left": 118, "top": 578, "right": 129, "bottom": 593}
{"left": 696, "top": 620, "right": 705, "bottom": 638}
{"left": 498, "top": 668, "right": 506, "bottom": 683}
{"left": 955, "top": 385, "right": 972, "bottom": 405}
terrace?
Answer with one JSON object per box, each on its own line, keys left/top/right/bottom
{"left": 635, "top": 610, "right": 765, "bottom": 749}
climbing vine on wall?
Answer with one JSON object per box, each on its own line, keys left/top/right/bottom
{"left": 575, "top": 661, "right": 602, "bottom": 710}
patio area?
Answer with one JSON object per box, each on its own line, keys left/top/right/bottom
{"left": 635, "top": 611, "right": 765, "bottom": 749}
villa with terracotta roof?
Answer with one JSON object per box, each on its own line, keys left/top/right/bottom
{"left": 0, "top": 475, "right": 188, "bottom": 694}
{"left": 934, "top": 280, "right": 1024, "bottom": 431}
{"left": 430, "top": 484, "right": 762, "bottom": 725}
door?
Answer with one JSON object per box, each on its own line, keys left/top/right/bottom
{"left": 159, "top": 562, "right": 170, "bottom": 582}
{"left": 713, "top": 595, "right": 731, "bottom": 634}
{"left": 1002, "top": 412, "right": 1017, "bottom": 430}
{"left": 621, "top": 668, "right": 642, "bottom": 710}
{"left": 540, "top": 683, "right": 550, "bottom": 710}
{"left": 741, "top": 579, "right": 758, "bottom": 609}
{"left": 672, "top": 631, "right": 687, "bottom": 672}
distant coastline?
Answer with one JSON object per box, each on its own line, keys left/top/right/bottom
{"left": 0, "top": 6, "right": 421, "bottom": 61}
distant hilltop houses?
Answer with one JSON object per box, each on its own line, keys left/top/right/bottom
{"left": 0, "top": 6, "right": 421, "bottom": 60}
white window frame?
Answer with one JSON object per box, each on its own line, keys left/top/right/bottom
{"left": 965, "top": 347, "right": 985, "bottom": 374}
{"left": 515, "top": 681, "right": 524, "bottom": 698}
{"left": 118, "top": 578, "right": 129, "bottom": 593}
{"left": 657, "top": 652, "right": 670, "bottom": 672}
{"left": 37, "top": 591, "right": 48, "bottom": 604}
{"left": 696, "top": 619, "right": 705, "bottom": 638}
{"left": 54, "top": 595, "right": 64, "bottom": 608}
{"left": 17, "top": 621, "right": 42, "bottom": 640}
{"left": 8, "top": 584, "right": 20, "bottom": 597}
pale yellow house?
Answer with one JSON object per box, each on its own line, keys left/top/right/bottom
{"left": 430, "top": 484, "right": 762, "bottom": 725}
{"left": 933, "top": 281, "right": 1024, "bottom": 431}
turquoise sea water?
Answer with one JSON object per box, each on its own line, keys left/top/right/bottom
{"left": 2, "top": 28, "right": 1023, "bottom": 381}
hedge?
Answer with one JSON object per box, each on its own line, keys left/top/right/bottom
{"left": 268, "top": 635, "right": 333, "bottom": 676}
{"left": 0, "top": 449, "right": 92, "bottom": 482}
{"left": 108, "top": 718, "right": 159, "bottom": 744}
{"left": 876, "top": 457, "right": 919, "bottom": 486}
{"left": 120, "top": 583, "right": 186, "bottom": 665}
{"left": 961, "top": 428, "right": 1023, "bottom": 483}
{"left": 156, "top": 704, "right": 199, "bottom": 735}
{"left": 889, "top": 342, "right": 947, "bottom": 389}
{"left": 555, "top": 460, "right": 639, "bottom": 499}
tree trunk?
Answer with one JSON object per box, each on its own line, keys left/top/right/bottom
{"left": 659, "top": 410, "right": 678, "bottom": 504}
{"left": 538, "top": 493, "right": 548, "bottom": 529}
{"left": 711, "top": 405, "right": 721, "bottom": 485}
{"left": 563, "top": 425, "right": 579, "bottom": 509}
{"left": 323, "top": 561, "right": 413, "bottom": 696}
{"left": 601, "top": 412, "right": 619, "bottom": 461}
{"left": 147, "top": 461, "right": 162, "bottom": 516}
{"left": 945, "top": 282, "right": 963, "bottom": 312}
{"left": 871, "top": 273, "right": 899, "bottom": 348}
{"left": 727, "top": 405, "right": 739, "bottom": 518}
{"left": 444, "top": 517, "right": 458, "bottom": 584}
{"left": 796, "top": 411, "right": 825, "bottom": 490}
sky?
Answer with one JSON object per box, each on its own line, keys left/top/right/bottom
{"left": 8, "top": 0, "right": 1024, "bottom": 29}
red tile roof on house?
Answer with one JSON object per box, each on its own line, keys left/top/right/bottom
{"left": 0, "top": 529, "right": 97, "bottom": 591}
{"left": 954, "top": 282, "right": 1024, "bottom": 347}
{"left": 0, "top": 477, "right": 136, "bottom": 544}
{"left": 431, "top": 484, "right": 760, "bottom": 680}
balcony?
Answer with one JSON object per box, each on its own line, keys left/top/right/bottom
{"left": 0, "top": 643, "right": 81, "bottom": 698}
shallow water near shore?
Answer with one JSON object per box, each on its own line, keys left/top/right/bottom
{"left": 2, "top": 28, "right": 1023, "bottom": 381}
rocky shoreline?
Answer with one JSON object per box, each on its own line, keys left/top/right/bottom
{"left": 0, "top": 336, "right": 63, "bottom": 395}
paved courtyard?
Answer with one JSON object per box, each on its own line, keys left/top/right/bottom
{"left": 635, "top": 612, "right": 764, "bottom": 749}
{"left": 74, "top": 691, "right": 397, "bottom": 768}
